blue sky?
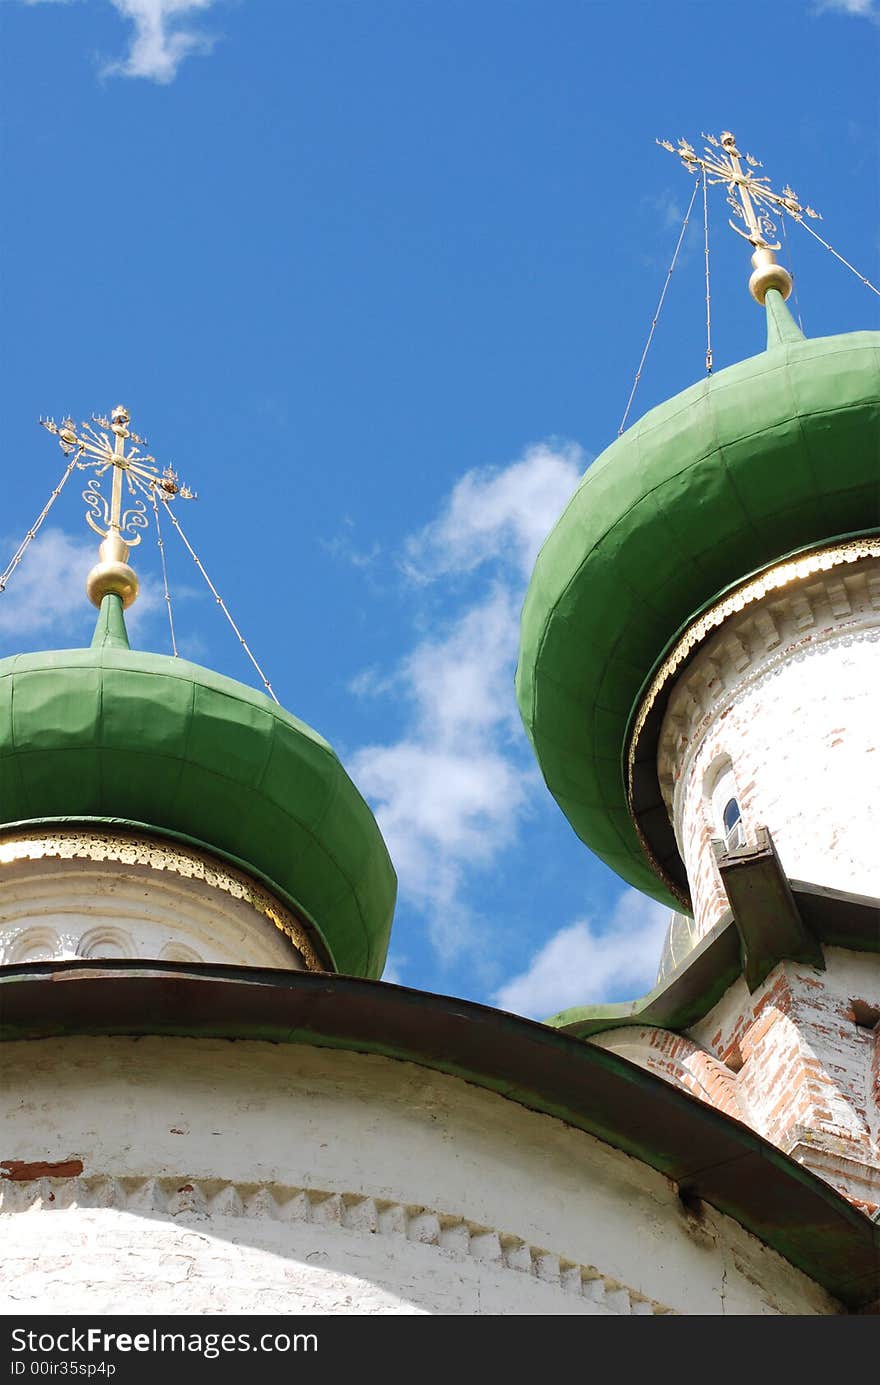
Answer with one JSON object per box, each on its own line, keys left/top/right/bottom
{"left": 1, "top": 0, "right": 878, "bottom": 1015}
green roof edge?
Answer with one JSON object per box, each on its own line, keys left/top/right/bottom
{"left": 1, "top": 962, "right": 875, "bottom": 1309}
{"left": 544, "top": 878, "right": 880, "bottom": 1038}
{"left": 545, "top": 913, "right": 742, "bottom": 1036}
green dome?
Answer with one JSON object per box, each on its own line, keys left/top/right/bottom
{"left": 516, "top": 292, "right": 880, "bottom": 908}
{"left": 0, "top": 596, "right": 396, "bottom": 978}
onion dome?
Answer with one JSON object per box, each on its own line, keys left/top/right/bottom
{"left": 0, "top": 592, "right": 395, "bottom": 977}
{"left": 516, "top": 290, "right": 880, "bottom": 908}
{"left": 6, "top": 399, "right": 396, "bottom": 977}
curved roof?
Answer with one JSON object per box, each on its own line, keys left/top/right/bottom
{"left": 0, "top": 596, "right": 396, "bottom": 978}
{"left": 516, "top": 293, "right": 880, "bottom": 906}
{"left": 2, "top": 959, "right": 877, "bottom": 1310}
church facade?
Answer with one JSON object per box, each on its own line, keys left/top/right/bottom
{"left": 0, "top": 161, "right": 878, "bottom": 1314}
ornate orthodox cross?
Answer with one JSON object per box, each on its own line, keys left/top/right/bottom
{"left": 40, "top": 405, "right": 194, "bottom": 549}
{"left": 39, "top": 405, "right": 194, "bottom": 609}
{"left": 657, "top": 130, "right": 822, "bottom": 304}
{"left": 657, "top": 130, "right": 821, "bottom": 249}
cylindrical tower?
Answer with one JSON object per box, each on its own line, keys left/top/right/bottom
{"left": 517, "top": 225, "right": 880, "bottom": 1210}
{"left": 656, "top": 543, "right": 880, "bottom": 937}
{"left": 517, "top": 289, "right": 880, "bottom": 921}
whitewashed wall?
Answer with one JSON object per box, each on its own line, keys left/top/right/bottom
{"left": 658, "top": 558, "right": 880, "bottom": 936}
{"left": 0, "top": 1036, "right": 839, "bottom": 1315}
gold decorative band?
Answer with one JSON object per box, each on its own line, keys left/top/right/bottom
{"left": 0, "top": 827, "right": 326, "bottom": 972}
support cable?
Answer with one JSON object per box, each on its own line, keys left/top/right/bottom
{"left": 618, "top": 176, "right": 700, "bottom": 436}
{"left": 148, "top": 484, "right": 179, "bottom": 658}
{"left": 781, "top": 215, "right": 804, "bottom": 333}
{"left": 702, "top": 167, "right": 713, "bottom": 374}
{"left": 793, "top": 215, "right": 880, "bottom": 298}
{"left": 0, "top": 453, "right": 80, "bottom": 593}
{"left": 158, "top": 498, "right": 279, "bottom": 704}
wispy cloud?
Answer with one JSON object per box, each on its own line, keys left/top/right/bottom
{"left": 493, "top": 889, "right": 670, "bottom": 1021}
{"left": 814, "top": 0, "right": 879, "bottom": 17}
{"left": 0, "top": 528, "right": 96, "bottom": 643}
{"left": 321, "top": 516, "right": 382, "bottom": 573}
{"left": 0, "top": 527, "right": 159, "bottom": 648}
{"left": 21, "top": 0, "right": 223, "bottom": 83}
{"left": 351, "top": 587, "right": 529, "bottom": 959}
{"left": 350, "top": 444, "right": 583, "bottom": 961}
{"left": 646, "top": 189, "right": 686, "bottom": 234}
{"left": 405, "top": 443, "right": 583, "bottom": 582}
{"left": 637, "top": 186, "right": 702, "bottom": 275}
{"left": 380, "top": 954, "right": 408, "bottom": 987}
{"left": 103, "top": 0, "right": 220, "bottom": 82}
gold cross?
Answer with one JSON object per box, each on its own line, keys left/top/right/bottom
{"left": 657, "top": 131, "right": 821, "bottom": 250}
{"left": 40, "top": 405, "right": 194, "bottom": 547}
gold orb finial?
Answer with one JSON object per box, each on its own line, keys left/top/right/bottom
{"left": 86, "top": 533, "right": 139, "bottom": 609}
{"left": 748, "top": 246, "right": 793, "bottom": 304}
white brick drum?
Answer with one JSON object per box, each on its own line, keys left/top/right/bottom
{"left": 657, "top": 553, "right": 880, "bottom": 937}
{"left": 0, "top": 833, "right": 316, "bottom": 970}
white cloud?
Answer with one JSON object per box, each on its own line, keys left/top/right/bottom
{"left": 350, "top": 444, "right": 581, "bottom": 960}
{"left": 0, "top": 527, "right": 159, "bottom": 646}
{"left": 20, "top": 0, "right": 221, "bottom": 82}
{"left": 351, "top": 587, "right": 529, "bottom": 958}
{"left": 380, "top": 955, "right": 408, "bottom": 987}
{"left": 405, "top": 443, "right": 584, "bottom": 582}
{"left": 814, "top": 0, "right": 879, "bottom": 14}
{"left": 493, "top": 890, "right": 671, "bottom": 1021}
{"left": 399, "top": 584, "right": 524, "bottom": 743}
{"left": 0, "top": 528, "right": 105, "bottom": 641}
{"left": 102, "top": 0, "right": 219, "bottom": 82}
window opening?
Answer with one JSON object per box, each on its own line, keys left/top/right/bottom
{"left": 722, "top": 796, "right": 744, "bottom": 850}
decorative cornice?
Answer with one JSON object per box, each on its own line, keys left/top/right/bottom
{"left": 0, "top": 1173, "right": 671, "bottom": 1315}
{"left": 629, "top": 537, "right": 880, "bottom": 798}
{"left": 0, "top": 828, "right": 324, "bottom": 972}
{"left": 657, "top": 560, "right": 880, "bottom": 812}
